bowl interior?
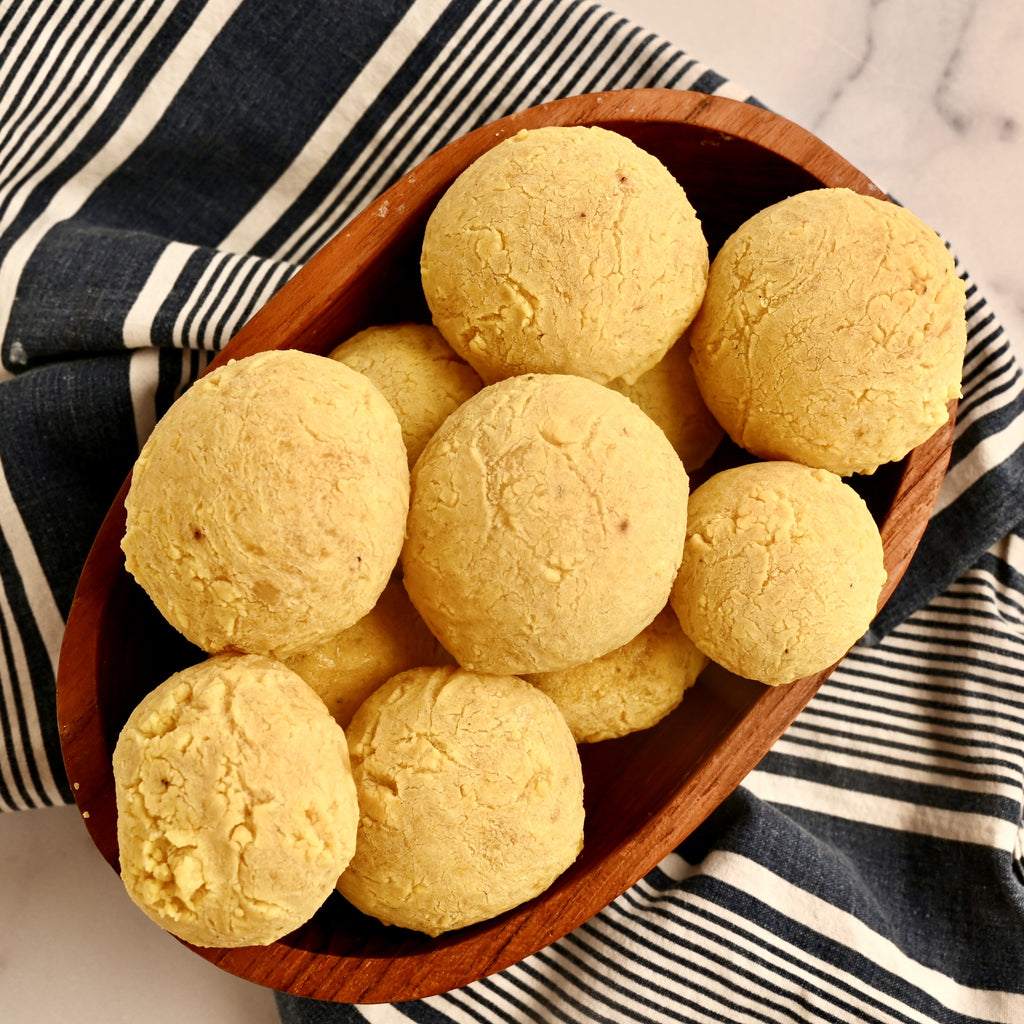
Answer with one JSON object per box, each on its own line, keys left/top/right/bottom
{"left": 57, "top": 89, "right": 954, "bottom": 1004}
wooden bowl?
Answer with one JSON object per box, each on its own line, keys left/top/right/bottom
{"left": 57, "top": 89, "right": 956, "bottom": 1004}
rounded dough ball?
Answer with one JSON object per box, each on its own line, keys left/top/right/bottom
{"left": 283, "top": 577, "right": 454, "bottom": 728}
{"left": 609, "top": 336, "right": 724, "bottom": 473}
{"left": 687, "top": 187, "right": 966, "bottom": 475}
{"left": 337, "top": 665, "right": 584, "bottom": 936}
{"left": 328, "top": 321, "right": 483, "bottom": 467}
{"left": 113, "top": 654, "right": 358, "bottom": 948}
{"left": 421, "top": 125, "right": 708, "bottom": 385}
{"left": 121, "top": 349, "right": 410, "bottom": 657}
{"left": 526, "top": 605, "right": 707, "bottom": 743}
{"left": 402, "top": 373, "right": 690, "bottom": 675}
{"left": 670, "top": 460, "right": 887, "bottom": 686}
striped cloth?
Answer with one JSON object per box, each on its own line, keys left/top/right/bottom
{"left": 2, "top": 1, "right": 1022, "bottom": 1021}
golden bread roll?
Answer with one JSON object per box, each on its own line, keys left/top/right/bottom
{"left": 526, "top": 605, "right": 706, "bottom": 743}
{"left": 670, "top": 460, "right": 886, "bottom": 686}
{"left": 121, "top": 350, "right": 409, "bottom": 657}
{"left": 283, "top": 577, "right": 454, "bottom": 728}
{"left": 402, "top": 373, "right": 689, "bottom": 675}
{"left": 337, "top": 665, "right": 584, "bottom": 936}
{"left": 687, "top": 187, "right": 966, "bottom": 475}
{"left": 329, "top": 321, "right": 482, "bottom": 467}
{"left": 421, "top": 125, "right": 708, "bottom": 385}
{"left": 609, "top": 335, "right": 724, "bottom": 472}
{"left": 113, "top": 654, "right": 358, "bottom": 948}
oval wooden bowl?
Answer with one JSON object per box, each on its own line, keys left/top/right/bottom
{"left": 57, "top": 89, "right": 955, "bottom": 1004}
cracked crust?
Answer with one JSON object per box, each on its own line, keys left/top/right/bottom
{"left": 669, "top": 461, "right": 887, "bottom": 686}
{"left": 687, "top": 187, "right": 967, "bottom": 476}
{"left": 401, "top": 373, "right": 689, "bottom": 675}
{"left": 420, "top": 125, "right": 708, "bottom": 385}
{"left": 112, "top": 654, "right": 358, "bottom": 948}
{"left": 336, "top": 665, "right": 584, "bottom": 936}
{"left": 121, "top": 349, "right": 410, "bottom": 657}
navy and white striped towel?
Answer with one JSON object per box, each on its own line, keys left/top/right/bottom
{"left": 2, "top": 2, "right": 1023, "bottom": 1022}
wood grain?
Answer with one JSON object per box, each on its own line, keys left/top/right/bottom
{"left": 56, "top": 89, "right": 955, "bottom": 1003}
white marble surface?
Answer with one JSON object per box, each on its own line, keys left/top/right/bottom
{"left": 2, "top": 1, "right": 1021, "bottom": 1021}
